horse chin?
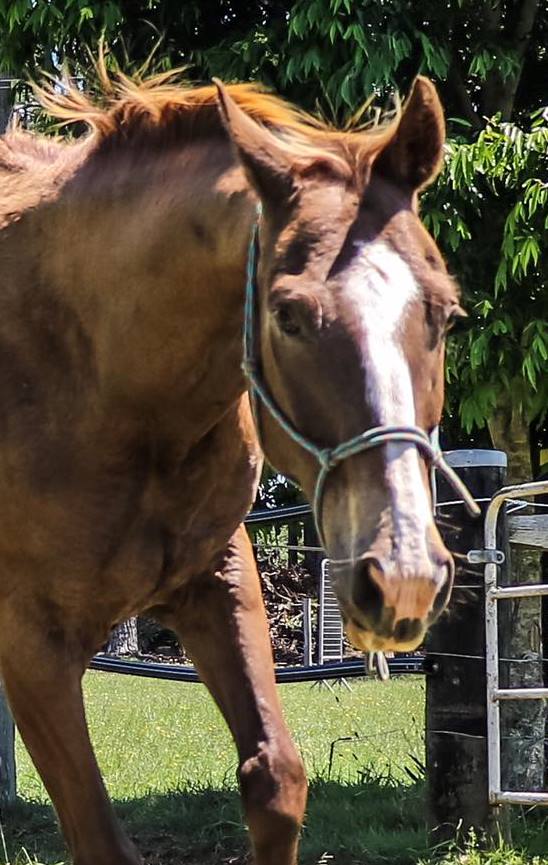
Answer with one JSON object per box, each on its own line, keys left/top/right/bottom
{"left": 344, "top": 620, "right": 425, "bottom": 654}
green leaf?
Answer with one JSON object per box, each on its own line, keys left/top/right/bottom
{"left": 328, "top": 20, "right": 341, "bottom": 44}
{"left": 340, "top": 73, "right": 353, "bottom": 108}
{"left": 289, "top": 11, "right": 306, "bottom": 39}
{"left": 494, "top": 260, "right": 508, "bottom": 295}
{"left": 522, "top": 355, "right": 538, "bottom": 389}
{"left": 477, "top": 299, "right": 493, "bottom": 316}
{"left": 532, "top": 334, "right": 548, "bottom": 362}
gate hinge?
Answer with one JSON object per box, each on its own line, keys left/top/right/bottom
{"left": 467, "top": 549, "right": 505, "bottom": 565}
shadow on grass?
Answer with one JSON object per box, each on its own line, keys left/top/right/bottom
{"left": 1, "top": 777, "right": 547, "bottom": 865}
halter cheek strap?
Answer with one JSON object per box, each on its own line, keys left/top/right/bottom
{"left": 242, "top": 217, "right": 480, "bottom": 547}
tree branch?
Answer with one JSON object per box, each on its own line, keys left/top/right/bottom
{"left": 512, "top": 0, "right": 540, "bottom": 59}
{"left": 447, "top": 57, "right": 482, "bottom": 131}
{"left": 482, "top": 0, "right": 540, "bottom": 118}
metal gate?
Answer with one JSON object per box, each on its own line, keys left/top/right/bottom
{"left": 480, "top": 479, "right": 548, "bottom": 806}
{"left": 318, "top": 559, "right": 344, "bottom": 664}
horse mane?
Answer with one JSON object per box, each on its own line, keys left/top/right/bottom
{"left": 0, "top": 127, "right": 68, "bottom": 173}
{"left": 33, "top": 65, "right": 399, "bottom": 181}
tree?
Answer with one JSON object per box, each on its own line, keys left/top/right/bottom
{"left": 425, "top": 111, "right": 548, "bottom": 473}
{"left": 0, "top": 2, "right": 289, "bottom": 79}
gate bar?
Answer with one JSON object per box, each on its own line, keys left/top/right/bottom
{"left": 496, "top": 792, "right": 548, "bottom": 805}
{"left": 495, "top": 688, "right": 548, "bottom": 700}
{"left": 492, "top": 584, "right": 548, "bottom": 599}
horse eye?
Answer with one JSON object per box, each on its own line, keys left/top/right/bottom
{"left": 274, "top": 304, "right": 301, "bottom": 336}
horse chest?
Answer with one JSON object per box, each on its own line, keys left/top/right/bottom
{"left": 0, "top": 395, "right": 261, "bottom": 627}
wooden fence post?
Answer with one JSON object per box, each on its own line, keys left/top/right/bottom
{"left": 425, "top": 449, "right": 507, "bottom": 840}
{"left": 0, "top": 682, "right": 15, "bottom": 808}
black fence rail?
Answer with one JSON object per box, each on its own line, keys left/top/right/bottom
{"left": 246, "top": 504, "right": 312, "bottom": 525}
{"left": 89, "top": 654, "right": 424, "bottom": 682}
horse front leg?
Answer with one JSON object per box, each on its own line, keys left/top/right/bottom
{"left": 161, "top": 523, "right": 307, "bottom": 865}
{"left": 0, "top": 604, "right": 141, "bottom": 865}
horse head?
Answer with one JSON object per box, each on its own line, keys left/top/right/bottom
{"left": 216, "top": 78, "right": 466, "bottom": 653}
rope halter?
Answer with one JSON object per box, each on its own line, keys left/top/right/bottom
{"left": 242, "top": 216, "right": 480, "bottom": 547}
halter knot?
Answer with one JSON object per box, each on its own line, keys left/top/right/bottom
{"left": 430, "top": 449, "right": 444, "bottom": 468}
{"left": 318, "top": 448, "right": 337, "bottom": 470}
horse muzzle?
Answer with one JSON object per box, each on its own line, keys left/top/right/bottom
{"left": 339, "top": 549, "right": 454, "bottom": 652}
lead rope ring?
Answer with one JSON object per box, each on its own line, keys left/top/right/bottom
{"left": 367, "top": 651, "right": 391, "bottom": 682}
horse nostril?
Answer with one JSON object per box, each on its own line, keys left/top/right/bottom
{"left": 352, "top": 558, "right": 385, "bottom": 625}
{"left": 393, "top": 617, "right": 423, "bottom": 644}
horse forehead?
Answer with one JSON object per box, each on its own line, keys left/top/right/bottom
{"left": 341, "top": 239, "right": 421, "bottom": 331}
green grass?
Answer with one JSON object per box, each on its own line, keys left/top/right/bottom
{"left": 1, "top": 673, "right": 546, "bottom": 864}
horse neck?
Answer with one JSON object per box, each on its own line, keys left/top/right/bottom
{"left": 47, "top": 138, "right": 257, "bottom": 425}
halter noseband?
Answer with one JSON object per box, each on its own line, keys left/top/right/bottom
{"left": 242, "top": 216, "right": 480, "bottom": 546}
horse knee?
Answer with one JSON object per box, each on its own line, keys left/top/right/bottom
{"left": 239, "top": 741, "right": 307, "bottom": 858}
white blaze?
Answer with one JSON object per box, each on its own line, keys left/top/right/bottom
{"left": 345, "top": 240, "right": 432, "bottom": 572}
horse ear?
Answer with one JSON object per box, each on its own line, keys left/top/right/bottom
{"left": 375, "top": 77, "right": 445, "bottom": 192}
{"left": 213, "top": 79, "right": 298, "bottom": 204}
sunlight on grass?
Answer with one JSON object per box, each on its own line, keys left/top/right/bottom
{"left": 14, "top": 674, "right": 426, "bottom": 802}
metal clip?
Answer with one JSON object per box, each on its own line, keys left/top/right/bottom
{"left": 467, "top": 549, "right": 505, "bottom": 565}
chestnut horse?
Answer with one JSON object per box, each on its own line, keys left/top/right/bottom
{"left": 0, "top": 70, "right": 467, "bottom": 864}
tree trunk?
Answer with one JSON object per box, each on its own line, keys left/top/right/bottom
{"left": 105, "top": 618, "right": 139, "bottom": 656}
{"left": 488, "top": 402, "right": 545, "bottom": 791}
